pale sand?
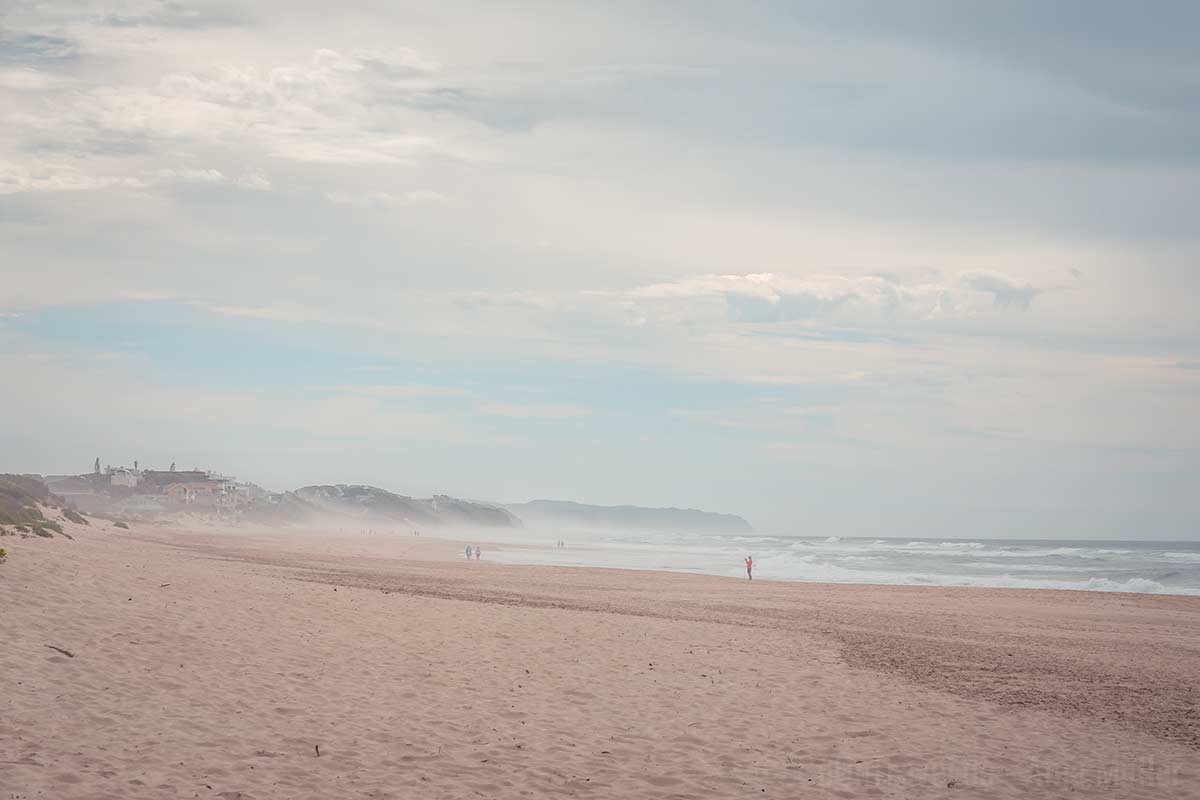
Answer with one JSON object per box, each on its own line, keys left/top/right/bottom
{"left": 2, "top": 523, "right": 1198, "bottom": 799}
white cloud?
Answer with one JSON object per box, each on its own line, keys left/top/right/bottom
{"left": 236, "top": 169, "right": 271, "bottom": 190}
{"left": 587, "top": 269, "right": 1064, "bottom": 325}
{"left": 95, "top": 48, "right": 451, "bottom": 165}
{"left": 153, "top": 167, "right": 228, "bottom": 185}
{"left": 0, "top": 160, "right": 145, "bottom": 195}
{"left": 118, "top": 291, "right": 175, "bottom": 302}
{"left": 480, "top": 403, "right": 593, "bottom": 419}
{"left": 326, "top": 189, "right": 448, "bottom": 208}
{"left": 327, "top": 47, "right": 443, "bottom": 76}
{"left": 957, "top": 269, "right": 1045, "bottom": 310}
{"left": 0, "top": 68, "right": 68, "bottom": 91}
{"left": 0, "top": 161, "right": 269, "bottom": 196}
{"left": 200, "top": 303, "right": 393, "bottom": 330}
{"left": 0, "top": 45, "right": 457, "bottom": 201}
{"left": 335, "top": 384, "right": 464, "bottom": 399}
{"left": 205, "top": 304, "right": 327, "bottom": 323}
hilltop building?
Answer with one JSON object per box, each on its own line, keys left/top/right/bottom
{"left": 45, "top": 460, "right": 258, "bottom": 515}
{"left": 109, "top": 468, "right": 140, "bottom": 488}
{"left": 141, "top": 469, "right": 210, "bottom": 487}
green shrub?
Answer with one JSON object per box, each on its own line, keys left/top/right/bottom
{"left": 0, "top": 547, "right": 7, "bottom": 564}
{"left": 0, "top": 476, "right": 70, "bottom": 539}
{"left": 63, "top": 508, "right": 88, "bottom": 525}
{"left": 114, "top": 521, "right": 129, "bottom": 530}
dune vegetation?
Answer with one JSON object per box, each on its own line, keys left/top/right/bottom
{"left": 0, "top": 474, "right": 83, "bottom": 538}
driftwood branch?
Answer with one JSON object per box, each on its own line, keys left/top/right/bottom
{"left": 45, "top": 645, "right": 75, "bottom": 658}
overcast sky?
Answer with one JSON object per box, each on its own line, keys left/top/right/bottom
{"left": 2, "top": 1, "right": 1198, "bottom": 538}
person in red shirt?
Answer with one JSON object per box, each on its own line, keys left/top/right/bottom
{"left": 745, "top": 555, "right": 753, "bottom": 581}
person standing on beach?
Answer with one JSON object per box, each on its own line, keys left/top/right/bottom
{"left": 745, "top": 555, "right": 753, "bottom": 580}
{"left": 474, "top": 545, "right": 481, "bottom": 560}
{"left": 465, "top": 545, "right": 472, "bottom": 560}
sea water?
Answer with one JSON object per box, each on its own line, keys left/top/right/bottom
{"left": 489, "top": 531, "right": 1200, "bottom": 595}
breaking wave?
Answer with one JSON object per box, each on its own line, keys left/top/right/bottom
{"left": 491, "top": 531, "right": 1200, "bottom": 596}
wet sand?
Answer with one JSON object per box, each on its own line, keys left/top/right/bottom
{"left": 2, "top": 523, "right": 1198, "bottom": 799}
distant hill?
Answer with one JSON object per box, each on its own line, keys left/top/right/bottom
{"left": 295, "top": 485, "right": 519, "bottom": 528}
{"left": 240, "top": 491, "right": 323, "bottom": 525}
{"left": 506, "top": 499, "right": 752, "bottom": 533}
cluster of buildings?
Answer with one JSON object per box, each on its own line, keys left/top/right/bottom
{"left": 100, "top": 460, "right": 264, "bottom": 508}
{"left": 48, "top": 460, "right": 266, "bottom": 514}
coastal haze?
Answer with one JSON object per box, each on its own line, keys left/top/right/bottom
{"left": 3, "top": 2, "right": 1200, "bottom": 799}
{"left": 25, "top": 463, "right": 1200, "bottom": 594}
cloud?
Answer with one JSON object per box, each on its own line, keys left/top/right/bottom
{"left": 0, "top": 44, "right": 457, "bottom": 201}
{"left": 97, "top": 2, "right": 247, "bottom": 30}
{"left": 118, "top": 291, "right": 175, "bottom": 302}
{"left": 200, "top": 303, "right": 391, "bottom": 330}
{"left": 204, "top": 304, "right": 327, "bottom": 323}
{"left": 591, "top": 269, "right": 1061, "bottom": 325}
{"left": 336, "top": 384, "right": 464, "bottom": 399}
{"left": 455, "top": 291, "right": 563, "bottom": 312}
{"left": 325, "top": 189, "right": 448, "bottom": 208}
{"left": 152, "top": 167, "right": 228, "bottom": 185}
{"left": 235, "top": 168, "right": 271, "bottom": 190}
{"left": 957, "top": 269, "right": 1044, "bottom": 310}
{"left": 0, "top": 67, "right": 67, "bottom": 91}
{"left": 480, "top": 403, "right": 593, "bottom": 419}
{"left": 126, "top": 48, "right": 451, "bottom": 164}
{"left": 0, "top": 159, "right": 144, "bottom": 194}
{"left": 0, "top": 160, "right": 270, "bottom": 195}
{"left": 0, "top": 32, "right": 77, "bottom": 64}
{"left": 328, "top": 46, "right": 442, "bottom": 77}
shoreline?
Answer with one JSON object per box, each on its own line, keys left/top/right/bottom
{"left": 482, "top": 530, "right": 1200, "bottom": 598}
{"left": 126, "top": 519, "right": 1200, "bottom": 597}
{"left": 141, "top": 520, "right": 1200, "bottom": 598}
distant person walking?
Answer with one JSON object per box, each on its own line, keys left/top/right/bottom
{"left": 745, "top": 555, "right": 753, "bottom": 581}
{"left": 474, "top": 545, "right": 481, "bottom": 560}
{"left": 465, "top": 545, "right": 473, "bottom": 560}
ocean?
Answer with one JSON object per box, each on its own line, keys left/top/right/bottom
{"left": 490, "top": 530, "right": 1200, "bottom": 595}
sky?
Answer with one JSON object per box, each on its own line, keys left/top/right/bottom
{"left": 2, "top": 1, "right": 1199, "bottom": 538}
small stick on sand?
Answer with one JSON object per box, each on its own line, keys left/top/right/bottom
{"left": 45, "top": 645, "right": 75, "bottom": 658}
{"left": 314, "top": 745, "right": 320, "bottom": 757}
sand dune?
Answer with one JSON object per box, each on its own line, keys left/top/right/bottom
{"left": 2, "top": 523, "right": 1198, "bottom": 799}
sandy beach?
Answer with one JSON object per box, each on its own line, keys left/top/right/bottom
{"left": 2, "top": 522, "right": 1198, "bottom": 799}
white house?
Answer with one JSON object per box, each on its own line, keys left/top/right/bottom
{"left": 110, "top": 468, "right": 140, "bottom": 488}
